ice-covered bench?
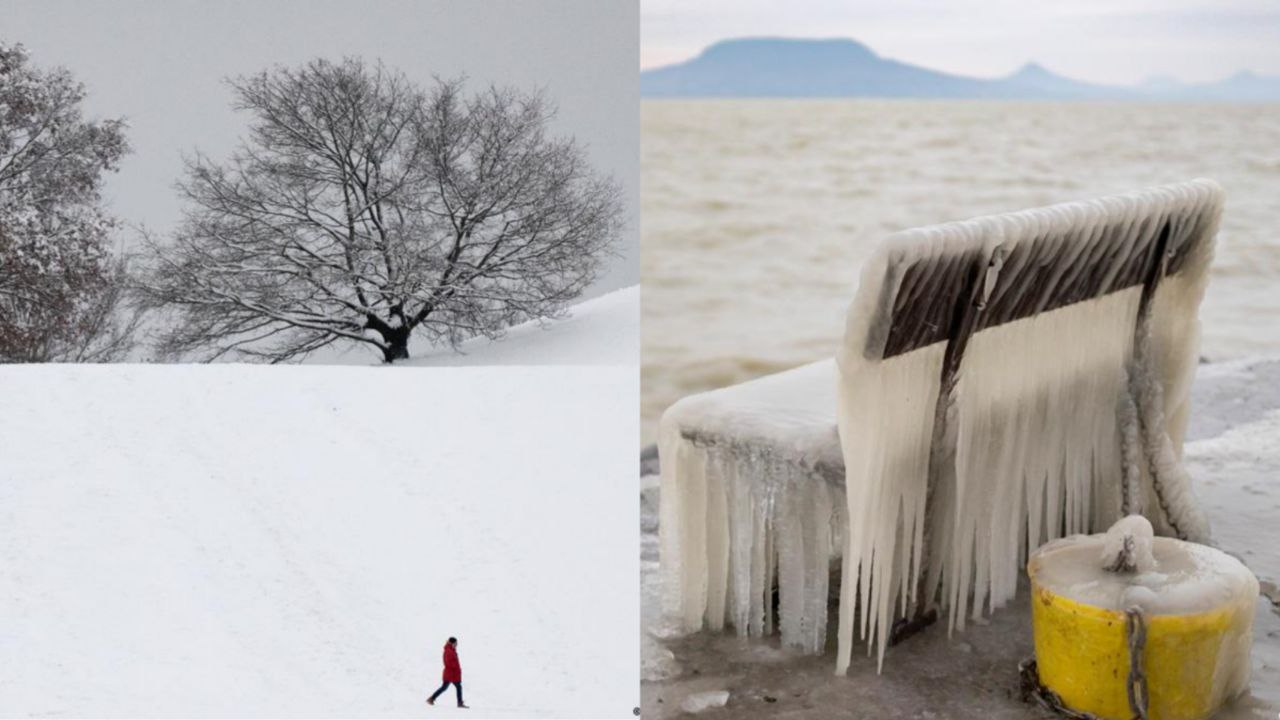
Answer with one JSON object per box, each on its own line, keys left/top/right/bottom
{"left": 659, "top": 180, "right": 1224, "bottom": 673}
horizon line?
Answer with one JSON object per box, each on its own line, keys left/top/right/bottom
{"left": 639, "top": 35, "right": 1271, "bottom": 88}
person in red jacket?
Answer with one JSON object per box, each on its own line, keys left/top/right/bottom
{"left": 426, "top": 637, "right": 467, "bottom": 708}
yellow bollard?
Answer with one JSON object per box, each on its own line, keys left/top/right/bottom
{"left": 1027, "top": 525, "right": 1257, "bottom": 720}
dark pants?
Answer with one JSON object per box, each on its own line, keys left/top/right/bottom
{"left": 430, "top": 681, "right": 463, "bottom": 705}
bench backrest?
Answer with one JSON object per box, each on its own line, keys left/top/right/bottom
{"left": 834, "top": 179, "right": 1224, "bottom": 673}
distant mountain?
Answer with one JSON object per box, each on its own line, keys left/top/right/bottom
{"left": 1139, "top": 74, "right": 1184, "bottom": 93}
{"left": 641, "top": 37, "right": 1280, "bottom": 101}
{"left": 1133, "top": 70, "right": 1280, "bottom": 101}
{"left": 1181, "top": 71, "right": 1280, "bottom": 101}
{"left": 640, "top": 37, "right": 989, "bottom": 98}
{"left": 998, "top": 62, "right": 1128, "bottom": 99}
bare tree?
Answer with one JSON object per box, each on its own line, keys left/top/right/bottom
{"left": 0, "top": 43, "right": 139, "bottom": 362}
{"left": 139, "top": 57, "right": 623, "bottom": 363}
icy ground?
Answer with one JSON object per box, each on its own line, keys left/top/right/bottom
{"left": 641, "top": 357, "right": 1280, "bottom": 719}
{"left": 0, "top": 365, "right": 638, "bottom": 718}
{"left": 306, "top": 285, "right": 638, "bottom": 366}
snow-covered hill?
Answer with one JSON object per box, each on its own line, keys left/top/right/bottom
{"left": 0, "top": 364, "right": 638, "bottom": 718}
{"left": 408, "top": 285, "right": 638, "bottom": 367}
{"left": 307, "top": 285, "right": 638, "bottom": 367}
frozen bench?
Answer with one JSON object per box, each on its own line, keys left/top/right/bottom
{"left": 659, "top": 180, "right": 1224, "bottom": 672}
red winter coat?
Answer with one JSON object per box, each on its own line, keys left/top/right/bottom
{"left": 442, "top": 643, "right": 461, "bottom": 683}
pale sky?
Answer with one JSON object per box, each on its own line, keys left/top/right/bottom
{"left": 2, "top": 0, "right": 639, "bottom": 295}
{"left": 641, "top": 0, "right": 1280, "bottom": 85}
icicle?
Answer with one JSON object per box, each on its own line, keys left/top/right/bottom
{"left": 836, "top": 341, "right": 942, "bottom": 672}
{"left": 658, "top": 364, "right": 848, "bottom": 654}
{"left": 703, "top": 449, "right": 730, "bottom": 631}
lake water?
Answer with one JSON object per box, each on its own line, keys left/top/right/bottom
{"left": 641, "top": 100, "right": 1280, "bottom": 444}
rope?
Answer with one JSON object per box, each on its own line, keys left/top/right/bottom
{"left": 1020, "top": 605, "right": 1150, "bottom": 720}
{"left": 1120, "top": 217, "right": 1210, "bottom": 543}
{"left": 1117, "top": 366, "right": 1143, "bottom": 517}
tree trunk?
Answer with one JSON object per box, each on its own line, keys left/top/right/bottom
{"left": 381, "top": 326, "right": 411, "bottom": 363}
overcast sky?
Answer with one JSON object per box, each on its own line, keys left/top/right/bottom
{"left": 642, "top": 0, "right": 1280, "bottom": 85}
{"left": 2, "top": 0, "right": 638, "bottom": 295}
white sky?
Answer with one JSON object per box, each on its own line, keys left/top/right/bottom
{"left": 641, "top": 0, "right": 1280, "bottom": 85}
{"left": 2, "top": 0, "right": 639, "bottom": 294}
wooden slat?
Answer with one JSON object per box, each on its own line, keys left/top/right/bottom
{"left": 875, "top": 204, "right": 1212, "bottom": 360}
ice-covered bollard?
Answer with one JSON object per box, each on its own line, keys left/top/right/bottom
{"left": 1027, "top": 515, "right": 1257, "bottom": 720}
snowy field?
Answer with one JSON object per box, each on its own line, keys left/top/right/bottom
{"left": 306, "top": 286, "right": 638, "bottom": 367}
{"left": 0, "top": 364, "right": 638, "bottom": 718}
{"left": 641, "top": 357, "right": 1280, "bottom": 719}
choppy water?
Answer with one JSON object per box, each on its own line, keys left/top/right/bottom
{"left": 642, "top": 100, "right": 1280, "bottom": 444}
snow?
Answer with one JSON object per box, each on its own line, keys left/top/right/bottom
{"left": 304, "top": 286, "right": 638, "bottom": 367}
{"left": 641, "top": 355, "right": 1280, "bottom": 719}
{"left": 0, "top": 364, "right": 638, "bottom": 718}
{"left": 408, "top": 286, "right": 638, "bottom": 366}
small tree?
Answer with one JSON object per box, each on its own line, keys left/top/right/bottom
{"left": 0, "top": 43, "right": 138, "bottom": 362}
{"left": 140, "top": 58, "right": 623, "bottom": 363}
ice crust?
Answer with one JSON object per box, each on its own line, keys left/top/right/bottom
{"left": 658, "top": 180, "right": 1225, "bottom": 674}
{"left": 1099, "top": 514, "right": 1156, "bottom": 573}
{"left": 680, "top": 690, "right": 730, "bottom": 713}
{"left": 1032, "top": 531, "right": 1257, "bottom": 615}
